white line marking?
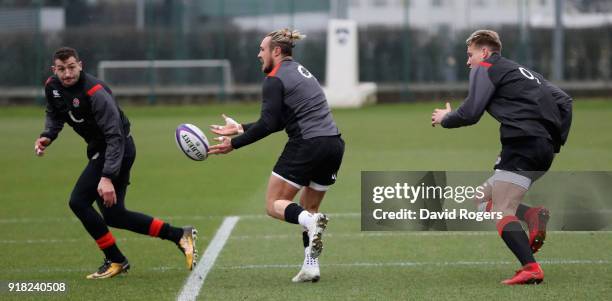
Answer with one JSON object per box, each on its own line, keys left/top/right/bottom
{"left": 177, "top": 216, "right": 239, "bottom": 301}
{"left": 3, "top": 210, "right": 612, "bottom": 224}
{"left": 0, "top": 212, "right": 359, "bottom": 224}
{"left": 217, "top": 259, "right": 612, "bottom": 270}
{"left": 228, "top": 231, "right": 612, "bottom": 240}
{"left": 0, "top": 217, "right": 79, "bottom": 224}
{"left": 2, "top": 231, "right": 610, "bottom": 245}
{"left": 0, "top": 209, "right": 612, "bottom": 224}
{"left": 0, "top": 236, "right": 209, "bottom": 244}
{"left": 4, "top": 265, "right": 183, "bottom": 274}
{"left": 4, "top": 259, "right": 608, "bottom": 275}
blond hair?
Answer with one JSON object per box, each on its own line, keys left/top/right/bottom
{"left": 466, "top": 30, "right": 502, "bottom": 53}
{"left": 266, "top": 28, "right": 306, "bottom": 56}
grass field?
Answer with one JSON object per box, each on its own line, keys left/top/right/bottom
{"left": 1, "top": 100, "right": 611, "bottom": 300}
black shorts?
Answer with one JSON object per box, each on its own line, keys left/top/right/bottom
{"left": 273, "top": 135, "right": 345, "bottom": 188}
{"left": 494, "top": 137, "right": 555, "bottom": 181}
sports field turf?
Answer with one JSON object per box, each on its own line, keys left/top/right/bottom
{"left": 1, "top": 100, "right": 611, "bottom": 300}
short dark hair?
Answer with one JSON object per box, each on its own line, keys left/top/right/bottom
{"left": 53, "top": 47, "right": 80, "bottom": 62}
{"left": 466, "top": 30, "right": 502, "bottom": 53}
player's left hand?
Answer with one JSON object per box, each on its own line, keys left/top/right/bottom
{"left": 210, "top": 114, "right": 244, "bottom": 136}
{"left": 431, "top": 102, "right": 452, "bottom": 127}
{"left": 209, "top": 136, "right": 234, "bottom": 155}
{"left": 97, "top": 177, "right": 117, "bottom": 207}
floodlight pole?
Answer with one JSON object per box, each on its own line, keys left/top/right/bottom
{"left": 552, "top": 0, "right": 564, "bottom": 81}
{"left": 289, "top": 0, "right": 295, "bottom": 29}
{"left": 136, "top": 0, "right": 145, "bottom": 30}
{"left": 518, "top": 0, "right": 532, "bottom": 66}
{"left": 401, "top": 0, "right": 412, "bottom": 102}
{"left": 34, "top": 0, "right": 44, "bottom": 105}
{"left": 146, "top": 0, "right": 157, "bottom": 104}
{"left": 217, "top": 0, "right": 226, "bottom": 102}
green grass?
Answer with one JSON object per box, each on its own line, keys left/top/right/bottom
{"left": 0, "top": 100, "right": 611, "bottom": 300}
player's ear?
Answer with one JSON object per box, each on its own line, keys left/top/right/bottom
{"left": 272, "top": 46, "right": 281, "bottom": 57}
{"left": 482, "top": 47, "right": 489, "bottom": 59}
{"left": 78, "top": 61, "right": 83, "bottom": 70}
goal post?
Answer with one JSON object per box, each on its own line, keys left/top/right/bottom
{"left": 97, "top": 59, "right": 234, "bottom": 97}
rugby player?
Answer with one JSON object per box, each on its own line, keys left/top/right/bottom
{"left": 209, "top": 29, "right": 345, "bottom": 283}
{"left": 35, "top": 47, "right": 198, "bottom": 279}
{"left": 431, "top": 30, "right": 572, "bottom": 285}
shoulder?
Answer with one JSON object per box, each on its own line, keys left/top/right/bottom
{"left": 271, "top": 60, "right": 306, "bottom": 78}
{"left": 44, "top": 76, "right": 59, "bottom": 89}
{"left": 43, "top": 76, "right": 63, "bottom": 100}
{"left": 263, "top": 75, "right": 284, "bottom": 92}
{"left": 83, "top": 73, "right": 112, "bottom": 97}
{"left": 484, "top": 54, "right": 520, "bottom": 71}
{"left": 269, "top": 60, "right": 315, "bottom": 86}
{"left": 479, "top": 54, "right": 518, "bottom": 83}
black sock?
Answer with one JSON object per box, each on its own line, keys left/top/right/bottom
{"left": 302, "top": 231, "right": 309, "bottom": 248}
{"left": 515, "top": 204, "right": 532, "bottom": 221}
{"left": 103, "top": 244, "right": 126, "bottom": 263}
{"left": 499, "top": 219, "right": 535, "bottom": 266}
{"left": 284, "top": 203, "right": 304, "bottom": 224}
{"left": 159, "top": 223, "right": 184, "bottom": 244}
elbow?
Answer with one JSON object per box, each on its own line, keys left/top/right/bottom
{"left": 262, "top": 120, "right": 282, "bottom": 134}
{"left": 463, "top": 117, "right": 479, "bottom": 126}
{"left": 105, "top": 131, "right": 125, "bottom": 143}
{"left": 458, "top": 111, "right": 481, "bottom": 126}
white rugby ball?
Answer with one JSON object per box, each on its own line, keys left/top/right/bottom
{"left": 175, "top": 123, "right": 209, "bottom": 161}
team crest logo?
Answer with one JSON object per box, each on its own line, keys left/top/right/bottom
{"left": 72, "top": 98, "right": 80, "bottom": 108}
{"left": 335, "top": 27, "right": 350, "bottom": 45}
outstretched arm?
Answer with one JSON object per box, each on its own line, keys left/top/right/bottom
{"left": 433, "top": 65, "right": 495, "bottom": 128}
{"left": 209, "top": 76, "right": 284, "bottom": 154}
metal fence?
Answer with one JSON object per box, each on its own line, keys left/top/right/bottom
{"left": 1, "top": 0, "right": 611, "bottom": 103}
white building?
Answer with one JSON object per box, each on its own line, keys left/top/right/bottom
{"left": 232, "top": 0, "right": 612, "bottom": 32}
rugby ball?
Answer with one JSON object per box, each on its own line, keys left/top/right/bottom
{"left": 175, "top": 124, "right": 209, "bottom": 161}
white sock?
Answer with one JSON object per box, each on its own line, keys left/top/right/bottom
{"left": 477, "top": 201, "right": 488, "bottom": 212}
{"left": 298, "top": 211, "right": 314, "bottom": 227}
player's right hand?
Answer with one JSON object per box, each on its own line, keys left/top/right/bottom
{"left": 34, "top": 137, "right": 51, "bottom": 157}
{"left": 97, "top": 177, "right": 117, "bottom": 207}
{"left": 210, "top": 114, "right": 244, "bottom": 136}
{"left": 431, "top": 102, "right": 452, "bottom": 127}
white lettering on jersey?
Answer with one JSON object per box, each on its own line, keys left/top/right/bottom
{"left": 519, "top": 67, "right": 541, "bottom": 85}
{"left": 297, "top": 65, "right": 313, "bottom": 79}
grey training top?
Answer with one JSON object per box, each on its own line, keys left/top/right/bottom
{"left": 232, "top": 58, "right": 340, "bottom": 149}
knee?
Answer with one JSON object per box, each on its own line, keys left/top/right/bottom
{"left": 68, "top": 199, "right": 85, "bottom": 214}
{"left": 492, "top": 200, "right": 519, "bottom": 217}
{"left": 265, "top": 197, "right": 277, "bottom": 217}
{"left": 102, "top": 214, "right": 118, "bottom": 228}
{"left": 265, "top": 206, "right": 276, "bottom": 218}
{"left": 102, "top": 211, "right": 125, "bottom": 228}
